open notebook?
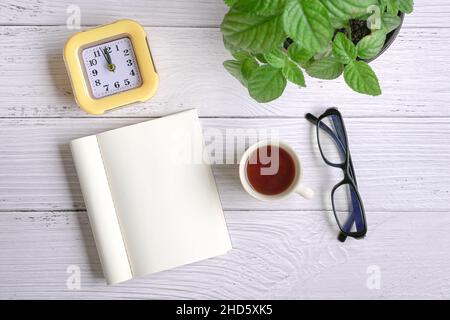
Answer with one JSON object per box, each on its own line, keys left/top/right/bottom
{"left": 70, "top": 110, "right": 232, "bottom": 284}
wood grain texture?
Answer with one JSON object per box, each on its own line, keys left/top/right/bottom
{"left": 0, "top": 117, "right": 449, "bottom": 212}
{"left": 1, "top": 0, "right": 450, "bottom": 300}
{"left": 0, "top": 0, "right": 445, "bottom": 27}
{"left": 0, "top": 27, "right": 449, "bottom": 118}
{"left": 0, "top": 210, "right": 449, "bottom": 299}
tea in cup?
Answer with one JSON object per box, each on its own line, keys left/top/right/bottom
{"left": 239, "top": 140, "right": 314, "bottom": 201}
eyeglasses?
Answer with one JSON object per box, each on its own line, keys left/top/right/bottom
{"left": 306, "top": 108, "right": 367, "bottom": 242}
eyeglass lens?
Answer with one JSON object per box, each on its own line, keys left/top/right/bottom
{"left": 333, "top": 183, "right": 365, "bottom": 234}
{"left": 318, "top": 114, "right": 347, "bottom": 165}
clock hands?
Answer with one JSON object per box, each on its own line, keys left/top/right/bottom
{"left": 101, "top": 47, "right": 116, "bottom": 72}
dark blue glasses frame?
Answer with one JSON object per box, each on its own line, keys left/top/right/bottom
{"left": 306, "top": 108, "right": 367, "bottom": 242}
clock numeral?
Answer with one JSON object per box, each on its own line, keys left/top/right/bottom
{"left": 84, "top": 39, "right": 140, "bottom": 97}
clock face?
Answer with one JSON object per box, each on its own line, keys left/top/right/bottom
{"left": 81, "top": 37, "right": 142, "bottom": 99}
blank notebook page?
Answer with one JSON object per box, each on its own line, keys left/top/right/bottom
{"left": 96, "top": 110, "right": 231, "bottom": 277}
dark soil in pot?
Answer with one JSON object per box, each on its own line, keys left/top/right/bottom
{"left": 349, "top": 13, "right": 404, "bottom": 62}
{"left": 348, "top": 19, "right": 371, "bottom": 43}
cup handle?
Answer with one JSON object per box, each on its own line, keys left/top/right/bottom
{"left": 295, "top": 184, "right": 314, "bottom": 200}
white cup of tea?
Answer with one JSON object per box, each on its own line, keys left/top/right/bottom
{"left": 239, "top": 140, "right": 314, "bottom": 201}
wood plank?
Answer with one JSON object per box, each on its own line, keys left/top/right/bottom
{"left": 0, "top": 0, "right": 445, "bottom": 28}
{"left": 0, "top": 26, "right": 449, "bottom": 118}
{"left": 0, "top": 117, "right": 448, "bottom": 212}
{"left": 0, "top": 0, "right": 227, "bottom": 27}
{"left": 0, "top": 210, "right": 448, "bottom": 299}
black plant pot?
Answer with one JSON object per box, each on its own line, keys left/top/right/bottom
{"left": 365, "top": 12, "right": 404, "bottom": 63}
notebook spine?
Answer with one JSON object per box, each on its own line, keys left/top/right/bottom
{"left": 70, "top": 135, "right": 132, "bottom": 284}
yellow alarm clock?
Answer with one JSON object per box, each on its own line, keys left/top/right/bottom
{"left": 64, "top": 19, "right": 159, "bottom": 114}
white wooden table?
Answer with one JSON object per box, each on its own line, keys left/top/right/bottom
{"left": 0, "top": 0, "right": 449, "bottom": 299}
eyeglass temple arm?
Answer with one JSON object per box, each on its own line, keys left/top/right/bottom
{"left": 330, "top": 115, "right": 359, "bottom": 186}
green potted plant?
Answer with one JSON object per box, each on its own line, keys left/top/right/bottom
{"left": 220, "top": 0, "right": 414, "bottom": 102}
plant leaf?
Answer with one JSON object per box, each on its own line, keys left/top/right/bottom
{"left": 255, "top": 53, "right": 268, "bottom": 63}
{"left": 332, "top": 32, "right": 357, "bottom": 64}
{"left": 287, "top": 42, "right": 314, "bottom": 64}
{"left": 283, "top": 0, "right": 333, "bottom": 54}
{"left": 344, "top": 61, "right": 381, "bottom": 96}
{"left": 263, "top": 48, "right": 286, "bottom": 68}
{"left": 224, "top": 0, "right": 238, "bottom": 7}
{"left": 313, "top": 43, "right": 333, "bottom": 60}
{"left": 241, "top": 58, "right": 260, "bottom": 80}
{"left": 282, "top": 59, "right": 306, "bottom": 87}
{"left": 357, "top": 30, "right": 386, "bottom": 60}
{"left": 399, "top": 0, "right": 414, "bottom": 14}
{"left": 232, "top": 51, "right": 254, "bottom": 61}
{"left": 223, "top": 36, "right": 238, "bottom": 52}
{"left": 320, "top": 0, "right": 379, "bottom": 22}
{"left": 381, "top": 13, "right": 401, "bottom": 33}
{"left": 305, "top": 57, "right": 344, "bottom": 80}
{"left": 223, "top": 60, "right": 248, "bottom": 87}
{"left": 385, "top": 0, "right": 400, "bottom": 15}
{"left": 232, "top": 0, "right": 287, "bottom": 16}
{"left": 248, "top": 65, "right": 287, "bottom": 102}
{"left": 221, "top": 10, "right": 286, "bottom": 53}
